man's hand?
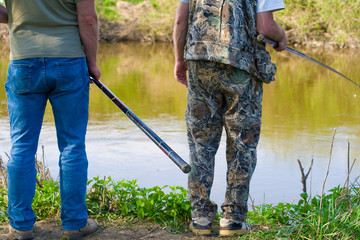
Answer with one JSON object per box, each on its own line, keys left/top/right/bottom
{"left": 273, "top": 36, "right": 287, "bottom": 51}
{"left": 88, "top": 64, "right": 101, "bottom": 80}
{"left": 174, "top": 59, "right": 188, "bottom": 87}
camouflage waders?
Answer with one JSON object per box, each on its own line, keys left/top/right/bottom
{"left": 186, "top": 60, "right": 263, "bottom": 222}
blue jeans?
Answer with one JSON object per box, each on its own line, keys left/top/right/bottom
{"left": 5, "top": 57, "right": 90, "bottom": 231}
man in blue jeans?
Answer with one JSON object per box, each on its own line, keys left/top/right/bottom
{"left": 0, "top": 1, "right": 100, "bottom": 239}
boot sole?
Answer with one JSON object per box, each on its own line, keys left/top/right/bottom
{"left": 219, "top": 229, "right": 250, "bottom": 237}
{"left": 189, "top": 224, "right": 211, "bottom": 235}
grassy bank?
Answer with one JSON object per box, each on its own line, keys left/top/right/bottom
{"left": 1, "top": 0, "right": 358, "bottom": 47}
{"left": 96, "top": 0, "right": 178, "bottom": 42}
{"left": 1, "top": 155, "right": 360, "bottom": 239}
{"left": 95, "top": 0, "right": 360, "bottom": 47}
{"left": 0, "top": 176, "right": 359, "bottom": 239}
{"left": 279, "top": 0, "right": 360, "bottom": 47}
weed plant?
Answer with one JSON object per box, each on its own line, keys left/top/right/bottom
{"left": 0, "top": 188, "right": 7, "bottom": 223}
{"left": 86, "top": 176, "right": 191, "bottom": 232}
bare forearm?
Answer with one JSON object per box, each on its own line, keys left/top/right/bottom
{"left": 77, "top": 0, "right": 100, "bottom": 79}
{"left": 256, "top": 11, "right": 287, "bottom": 50}
{"left": 78, "top": 16, "right": 98, "bottom": 67}
{"left": 173, "top": 2, "right": 189, "bottom": 86}
{"left": 0, "top": 4, "right": 8, "bottom": 23}
{"left": 173, "top": 26, "right": 187, "bottom": 62}
{"left": 256, "top": 11, "right": 286, "bottom": 43}
{"left": 173, "top": 2, "right": 189, "bottom": 62}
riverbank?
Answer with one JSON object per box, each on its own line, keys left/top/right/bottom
{"left": 0, "top": 218, "right": 220, "bottom": 240}
{"left": 1, "top": 175, "right": 359, "bottom": 239}
{"left": 97, "top": 0, "right": 360, "bottom": 49}
{"left": 0, "top": 0, "right": 359, "bottom": 49}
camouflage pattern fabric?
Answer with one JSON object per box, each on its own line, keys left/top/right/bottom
{"left": 186, "top": 60, "right": 263, "bottom": 222}
{"left": 185, "top": 0, "right": 277, "bottom": 83}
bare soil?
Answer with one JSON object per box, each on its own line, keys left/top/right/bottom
{"left": 0, "top": 218, "right": 233, "bottom": 240}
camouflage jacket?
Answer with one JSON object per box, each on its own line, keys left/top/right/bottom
{"left": 185, "top": 0, "right": 277, "bottom": 83}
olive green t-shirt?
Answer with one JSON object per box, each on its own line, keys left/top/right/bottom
{"left": 5, "top": 0, "right": 85, "bottom": 60}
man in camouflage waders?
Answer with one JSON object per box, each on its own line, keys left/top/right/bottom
{"left": 173, "top": 0, "right": 287, "bottom": 237}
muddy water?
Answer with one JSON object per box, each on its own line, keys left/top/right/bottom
{"left": 0, "top": 42, "right": 359, "bottom": 207}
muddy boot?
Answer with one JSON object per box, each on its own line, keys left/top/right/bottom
{"left": 189, "top": 217, "right": 212, "bottom": 236}
{"left": 9, "top": 226, "right": 34, "bottom": 240}
{"left": 219, "top": 218, "right": 252, "bottom": 237}
{"left": 62, "top": 218, "right": 99, "bottom": 240}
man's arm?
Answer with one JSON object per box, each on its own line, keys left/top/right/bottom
{"left": 256, "top": 11, "right": 287, "bottom": 51}
{"left": 173, "top": 1, "right": 189, "bottom": 87}
{"left": 0, "top": 4, "right": 8, "bottom": 23}
{"left": 76, "top": 0, "right": 101, "bottom": 80}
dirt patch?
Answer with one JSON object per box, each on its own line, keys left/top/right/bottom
{"left": 0, "top": 25, "right": 8, "bottom": 42}
{"left": 98, "top": 1, "right": 146, "bottom": 42}
{"left": 98, "top": 1, "right": 173, "bottom": 42}
{"left": 0, "top": 218, "right": 235, "bottom": 240}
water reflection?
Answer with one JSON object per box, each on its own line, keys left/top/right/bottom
{"left": 93, "top": 42, "right": 187, "bottom": 119}
{"left": 0, "top": 41, "right": 359, "bottom": 207}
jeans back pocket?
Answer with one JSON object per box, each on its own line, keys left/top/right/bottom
{"left": 7, "top": 63, "right": 33, "bottom": 94}
{"left": 56, "top": 59, "right": 85, "bottom": 91}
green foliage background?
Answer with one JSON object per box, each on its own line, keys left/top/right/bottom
{"left": 95, "top": 0, "right": 359, "bottom": 46}
{"left": 279, "top": 0, "right": 360, "bottom": 45}
{"left": 1, "top": 0, "right": 359, "bottom": 45}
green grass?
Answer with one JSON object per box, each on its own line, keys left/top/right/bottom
{"left": 246, "top": 185, "right": 360, "bottom": 239}
{"left": 94, "top": 0, "right": 359, "bottom": 46}
{"left": 1, "top": 174, "right": 359, "bottom": 238}
{"left": 0, "top": 175, "right": 191, "bottom": 232}
{"left": 95, "top": 0, "right": 122, "bottom": 20}
{"left": 2, "top": 0, "right": 359, "bottom": 45}
{"left": 0, "top": 188, "right": 7, "bottom": 223}
{"left": 278, "top": 0, "right": 360, "bottom": 45}
{"left": 3, "top": 0, "right": 357, "bottom": 45}
{"left": 1, "top": 143, "right": 359, "bottom": 238}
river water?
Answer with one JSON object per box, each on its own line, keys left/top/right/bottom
{"left": 0, "top": 42, "right": 359, "bottom": 208}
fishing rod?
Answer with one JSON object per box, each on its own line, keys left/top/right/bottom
{"left": 257, "top": 34, "right": 360, "bottom": 89}
{"left": 90, "top": 76, "right": 191, "bottom": 174}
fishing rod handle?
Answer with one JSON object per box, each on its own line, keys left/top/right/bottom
{"left": 257, "top": 34, "right": 279, "bottom": 48}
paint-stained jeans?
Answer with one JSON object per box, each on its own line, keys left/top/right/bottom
{"left": 5, "top": 57, "right": 89, "bottom": 231}
{"left": 186, "top": 60, "right": 263, "bottom": 222}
